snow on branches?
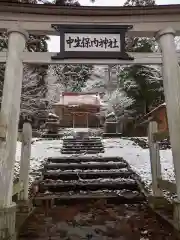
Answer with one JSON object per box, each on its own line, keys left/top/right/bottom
{"left": 104, "top": 89, "right": 134, "bottom": 118}
{"left": 45, "top": 70, "right": 62, "bottom": 108}
{"left": 83, "top": 65, "right": 134, "bottom": 118}
{"left": 20, "top": 65, "right": 47, "bottom": 118}
{"left": 51, "top": 64, "right": 93, "bottom": 92}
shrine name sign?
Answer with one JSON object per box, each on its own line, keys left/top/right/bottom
{"left": 51, "top": 24, "right": 133, "bottom": 60}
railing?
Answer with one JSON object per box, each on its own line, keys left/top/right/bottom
{"left": 134, "top": 118, "right": 180, "bottom": 230}
{"left": 0, "top": 122, "right": 32, "bottom": 240}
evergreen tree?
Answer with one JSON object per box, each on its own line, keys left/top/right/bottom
{"left": 51, "top": 64, "right": 93, "bottom": 92}
{"left": 119, "top": 65, "right": 164, "bottom": 114}
{"left": 119, "top": 0, "right": 164, "bottom": 115}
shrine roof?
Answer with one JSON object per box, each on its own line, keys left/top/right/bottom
{"left": 143, "top": 102, "right": 166, "bottom": 119}
{"left": 53, "top": 92, "right": 102, "bottom": 107}
{"left": 136, "top": 102, "right": 166, "bottom": 126}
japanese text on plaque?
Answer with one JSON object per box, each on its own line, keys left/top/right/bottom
{"left": 66, "top": 36, "right": 120, "bottom": 49}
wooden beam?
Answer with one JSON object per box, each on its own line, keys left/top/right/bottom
{"left": 148, "top": 121, "right": 163, "bottom": 197}
{"left": 1, "top": 51, "right": 180, "bottom": 65}
{"left": 13, "top": 181, "right": 23, "bottom": 196}
{"left": 19, "top": 122, "right": 32, "bottom": 201}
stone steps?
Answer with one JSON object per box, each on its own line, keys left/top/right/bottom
{"left": 61, "top": 137, "right": 104, "bottom": 154}
{"left": 63, "top": 143, "right": 103, "bottom": 147}
{"left": 43, "top": 170, "right": 133, "bottom": 180}
{"left": 39, "top": 180, "right": 139, "bottom": 193}
{"left": 34, "top": 154, "right": 144, "bottom": 205}
{"left": 61, "top": 151, "right": 105, "bottom": 154}
{"left": 47, "top": 156, "right": 125, "bottom": 163}
{"left": 61, "top": 150, "right": 105, "bottom": 154}
{"left": 41, "top": 133, "right": 62, "bottom": 139}
{"left": 62, "top": 146, "right": 104, "bottom": 150}
{"left": 44, "top": 162, "right": 128, "bottom": 170}
{"left": 34, "top": 191, "right": 144, "bottom": 205}
{"left": 63, "top": 140, "right": 102, "bottom": 143}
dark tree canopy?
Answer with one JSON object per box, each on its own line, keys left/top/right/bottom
{"left": 4, "top": 0, "right": 80, "bottom": 6}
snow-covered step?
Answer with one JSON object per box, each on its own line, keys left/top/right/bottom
{"left": 34, "top": 190, "right": 145, "bottom": 205}
{"left": 43, "top": 170, "right": 133, "bottom": 180}
{"left": 62, "top": 142, "right": 102, "bottom": 146}
{"left": 61, "top": 147, "right": 104, "bottom": 152}
{"left": 39, "top": 179, "right": 138, "bottom": 193}
{"left": 64, "top": 139, "right": 102, "bottom": 142}
{"left": 62, "top": 140, "right": 102, "bottom": 143}
{"left": 47, "top": 156, "right": 125, "bottom": 163}
{"left": 63, "top": 143, "right": 103, "bottom": 147}
{"left": 61, "top": 137, "right": 104, "bottom": 154}
{"left": 62, "top": 146, "right": 104, "bottom": 150}
{"left": 61, "top": 150, "right": 104, "bottom": 154}
{"left": 63, "top": 137, "right": 101, "bottom": 140}
{"left": 44, "top": 162, "right": 128, "bottom": 171}
{"left": 41, "top": 133, "right": 62, "bottom": 139}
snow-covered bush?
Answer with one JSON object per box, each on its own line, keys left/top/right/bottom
{"left": 104, "top": 89, "right": 135, "bottom": 118}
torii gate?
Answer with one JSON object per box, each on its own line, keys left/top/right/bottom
{"left": 1, "top": 2, "right": 180, "bottom": 239}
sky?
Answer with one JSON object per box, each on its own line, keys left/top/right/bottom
{"left": 48, "top": 0, "right": 180, "bottom": 52}
{"left": 79, "top": 0, "right": 180, "bottom": 6}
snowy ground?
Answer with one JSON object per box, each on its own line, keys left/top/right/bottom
{"left": 102, "top": 138, "right": 175, "bottom": 186}
{"left": 15, "top": 137, "right": 175, "bottom": 187}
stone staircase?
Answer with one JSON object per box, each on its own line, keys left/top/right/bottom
{"left": 41, "top": 132, "right": 63, "bottom": 139}
{"left": 34, "top": 155, "right": 145, "bottom": 205}
{"left": 60, "top": 137, "right": 105, "bottom": 154}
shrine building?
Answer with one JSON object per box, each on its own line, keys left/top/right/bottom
{"left": 53, "top": 92, "right": 103, "bottom": 128}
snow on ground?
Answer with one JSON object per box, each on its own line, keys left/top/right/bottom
{"left": 15, "top": 137, "right": 175, "bottom": 187}
{"left": 102, "top": 138, "right": 175, "bottom": 186}
{"left": 15, "top": 139, "right": 63, "bottom": 182}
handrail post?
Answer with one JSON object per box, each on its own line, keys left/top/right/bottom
{"left": 16, "top": 121, "right": 33, "bottom": 230}
{"left": 148, "top": 121, "right": 163, "bottom": 197}
{"left": 19, "top": 122, "right": 32, "bottom": 201}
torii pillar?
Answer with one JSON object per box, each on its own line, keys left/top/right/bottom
{"left": 0, "top": 25, "right": 28, "bottom": 239}
{"left": 156, "top": 28, "right": 180, "bottom": 229}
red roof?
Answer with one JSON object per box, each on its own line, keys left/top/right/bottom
{"left": 54, "top": 92, "right": 102, "bottom": 107}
